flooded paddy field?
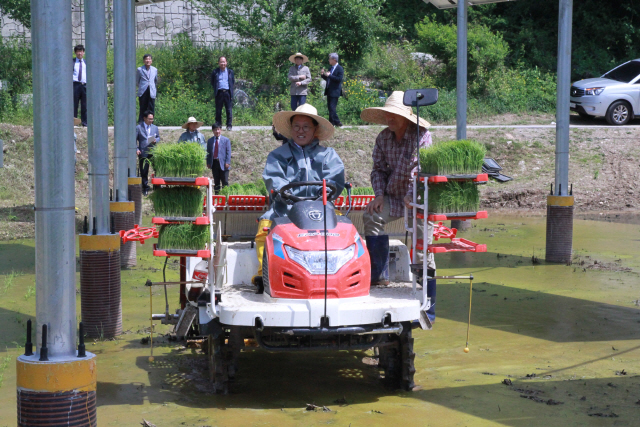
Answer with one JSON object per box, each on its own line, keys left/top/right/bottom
{"left": 1, "top": 213, "right": 639, "bottom": 426}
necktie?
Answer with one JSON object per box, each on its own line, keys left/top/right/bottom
{"left": 78, "top": 60, "right": 83, "bottom": 82}
{"left": 213, "top": 138, "right": 219, "bottom": 159}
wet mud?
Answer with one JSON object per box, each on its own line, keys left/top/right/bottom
{"left": 1, "top": 214, "right": 640, "bottom": 426}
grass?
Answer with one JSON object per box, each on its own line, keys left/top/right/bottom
{"left": 419, "top": 140, "right": 486, "bottom": 175}
{"left": 2, "top": 271, "right": 19, "bottom": 295}
{"left": 157, "top": 224, "right": 210, "bottom": 251}
{"left": 219, "top": 182, "right": 268, "bottom": 197}
{"left": 342, "top": 186, "right": 375, "bottom": 196}
{"left": 0, "top": 353, "right": 12, "bottom": 389}
{"left": 149, "top": 187, "right": 205, "bottom": 217}
{"left": 422, "top": 181, "right": 481, "bottom": 213}
{"left": 151, "top": 143, "right": 206, "bottom": 178}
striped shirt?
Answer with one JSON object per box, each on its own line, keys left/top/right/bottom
{"left": 370, "top": 124, "right": 432, "bottom": 217}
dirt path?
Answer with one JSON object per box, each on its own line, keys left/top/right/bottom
{"left": 1, "top": 120, "right": 639, "bottom": 239}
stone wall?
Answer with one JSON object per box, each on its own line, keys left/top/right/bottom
{"left": 1, "top": 0, "right": 239, "bottom": 47}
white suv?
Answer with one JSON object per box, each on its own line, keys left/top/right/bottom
{"left": 570, "top": 59, "right": 640, "bottom": 125}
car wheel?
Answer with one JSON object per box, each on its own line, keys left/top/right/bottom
{"left": 605, "top": 101, "right": 632, "bottom": 125}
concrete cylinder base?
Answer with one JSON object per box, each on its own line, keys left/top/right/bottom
{"left": 545, "top": 195, "right": 574, "bottom": 263}
{"left": 450, "top": 219, "right": 471, "bottom": 231}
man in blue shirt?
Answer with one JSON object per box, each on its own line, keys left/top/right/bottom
{"left": 210, "top": 56, "right": 235, "bottom": 131}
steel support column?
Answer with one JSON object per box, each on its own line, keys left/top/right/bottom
{"left": 113, "top": 0, "right": 129, "bottom": 201}
{"left": 456, "top": 0, "right": 468, "bottom": 140}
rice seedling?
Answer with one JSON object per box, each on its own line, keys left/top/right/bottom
{"left": 149, "top": 187, "right": 204, "bottom": 217}
{"left": 219, "top": 181, "right": 268, "bottom": 196}
{"left": 341, "top": 186, "right": 375, "bottom": 196}
{"left": 157, "top": 224, "right": 210, "bottom": 250}
{"left": 419, "top": 181, "right": 480, "bottom": 213}
{"left": 419, "top": 140, "right": 486, "bottom": 175}
{"left": 151, "top": 142, "right": 206, "bottom": 177}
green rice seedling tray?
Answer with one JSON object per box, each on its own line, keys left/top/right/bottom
{"left": 418, "top": 173, "right": 489, "bottom": 184}
{"left": 153, "top": 244, "right": 210, "bottom": 258}
{"left": 152, "top": 216, "right": 209, "bottom": 225}
{"left": 151, "top": 177, "right": 209, "bottom": 186}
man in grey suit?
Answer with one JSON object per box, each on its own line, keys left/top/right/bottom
{"left": 136, "top": 54, "right": 158, "bottom": 123}
{"left": 136, "top": 111, "right": 161, "bottom": 195}
{"left": 206, "top": 123, "right": 231, "bottom": 194}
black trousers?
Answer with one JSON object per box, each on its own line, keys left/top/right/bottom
{"left": 327, "top": 96, "right": 341, "bottom": 125}
{"left": 138, "top": 87, "right": 155, "bottom": 123}
{"left": 215, "top": 89, "right": 233, "bottom": 127}
{"left": 139, "top": 154, "right": 152, "bottom": 191}
{"left": 73, "top": 82, "right": 87, "bottom": 125}
{"left": 211, "top": 160, "right": 229, "bottom": 194}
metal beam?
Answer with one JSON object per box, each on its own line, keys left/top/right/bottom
{"left": 31, "top": 0, "right": 76, "bottom": 358}
{"left": 128, "top": 0, "right": 138, "bottom": 178}
{"left": 456, "top": 0, "right": 468, "bottom": 140}
{"left": 114, "top": 0, "right": 129, "bottom": 201}
{"left": 85, "top": 0, "right": 110, "bottom": 233}
{"left": 555, "top": 0, "right": 572, "bottom": 196}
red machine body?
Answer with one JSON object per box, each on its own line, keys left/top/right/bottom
{"left": 264, "top": 216, "right": 371, "bottom": 300}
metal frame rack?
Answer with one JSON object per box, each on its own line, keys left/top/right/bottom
{"left": 405, "top": 172, "right": 489, "bottom": 314}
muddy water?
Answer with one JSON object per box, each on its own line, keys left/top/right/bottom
{"left": 1, "top": 214, "right": 640, "bottom": 426}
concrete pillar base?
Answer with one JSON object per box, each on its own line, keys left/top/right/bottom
{"left": 128, "top": 177, "right": 142, "bottom": 226}
{"left": 17, "top": 353, "right": 97, "bottom": 426}
{"left": 79, "top": 234, "right": 122, "bottom": 339}
{"left": 110, "top": 202, "right": 136, "bottom": 268}
{"left": 450, "top": 219, "right": 471, "bottom": 231}
{"left": 545, "top": 195, "right": 574, "bottom": 263}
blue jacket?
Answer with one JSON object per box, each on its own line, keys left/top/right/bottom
{"left": 136, "top": 65, "right": 158, "bottom": 98}
{"left": 210, "top": 68, "right": 235, "bottom": 97}
{"left": 206, "top": 135, "right": 231, "bottom": 171}
{"left": 261, "top": 139, "right": 345, "bottom": 220}
{"left": 136, "top": 122, "right": 161, "bottom": 158}
{"left": 322, "top": 63, "right": 344, "bottom": 98}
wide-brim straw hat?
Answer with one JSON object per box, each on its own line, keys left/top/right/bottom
{"left": 181, "top": 116, "right": 203, "bottom": 129}
{"left": 289, "top": 52, "right": 309, "bottom": 64}
{"left": 273, "top": 103, "right": 334, "bottom": 141}
{"left": 361, "top": 91, "right": 431, "bottom": 129}
{"left": 73, "top": 118, "right": 81, "bottom": 126}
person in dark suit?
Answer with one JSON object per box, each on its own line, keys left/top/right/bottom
{"left": 136, "top": 111, "right": 161, "bottom": 196}
{"left": 206, "top": 123, "right": 231, "bottom": 194}
{"left": 321, "top": 52, "right": 344, "bottom": 127}
{"left": 136, "top": 54, "right": 158, "bottom": 123}
{"left": 210, "top": 56, "right": 235, "bottom": 131}
{"left": 72, "top": 45, "right": 87, "bottom": 126}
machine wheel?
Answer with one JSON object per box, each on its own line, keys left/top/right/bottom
{"left": 605, "top": 100, "right": 632, "bottom": 125}
{"left": 376, "top": 322, "right": 416, "bottom": 390}
{"left": 207, "top": 333, "right": 230, "bottom": 394}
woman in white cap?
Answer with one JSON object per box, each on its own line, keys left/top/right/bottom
{"left": 360, "top": 91, "right": 437, "bottom": 323}
{"left": 178, "top": 116, "right": 206, "bottom": 148}
{"left": 287, "top": 52, "right": 312, "bottom": 111}
{"left": 251, "top": 103, "right": 346, "bottom": 289}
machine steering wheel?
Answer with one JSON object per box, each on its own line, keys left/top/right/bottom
{"left": 278, "top": 181, "right": 338, "bottom": 203}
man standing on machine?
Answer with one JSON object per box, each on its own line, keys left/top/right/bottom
{"left": 251, "top": 103, "right": 346, "bottom": 290}
{"left": 360, "top": 91, "right": 437, "bottom": 323}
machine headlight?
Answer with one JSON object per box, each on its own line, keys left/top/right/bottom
{"left": 285, "top": 244, "right": 355, "bottom": 275}
{"left": 585, "top": 87, "right": 604, "bottom": 96}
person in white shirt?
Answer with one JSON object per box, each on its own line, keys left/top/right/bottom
{"left": 136, "top": 54, "right": 159, "bottom": 123}
{"left": 72, "top": 45, "right": 87, "bottom": 126}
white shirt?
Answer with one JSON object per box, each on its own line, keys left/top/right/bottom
{"left": 73, "top": 58, "right": 86, "bottom": 84}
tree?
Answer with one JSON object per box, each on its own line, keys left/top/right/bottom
{"left": 0, "top": 0, "right": 31, "bottom": 29}
{"left": 193, "top": 0, "right": 393, "bottom": 62}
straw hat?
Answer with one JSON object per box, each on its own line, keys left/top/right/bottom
{"left": 73, "top": 118, "right": 81, "bottom": 126}
{"left": 288, "top": 52, "right": 309, "bottom": 64}
{"left": 272, "top": 103, "right": 334, "bottom": 141}
{"left": 181, "top": 116, "right": 203, "bottom": 129}
{"left": 361, "top": 91, "right": 431, "bottom": 129}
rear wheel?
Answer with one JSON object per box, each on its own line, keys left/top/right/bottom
{"left": 376, "top": 322, "right": 416, "bottom": 390}
{"left": 605, "top": 101, "right": 632, "bottom": 125}
{"left": 208, "top": 333, "right": 230, "bottom": 394}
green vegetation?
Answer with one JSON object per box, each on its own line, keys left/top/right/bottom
{"left": 150, "top": 142, "right": 206, "bottom": 177}
{"left": 342, "top": 186, "right": 375, "bottom": 196}
{"left": 149, "top": 187, "right": 205, "bottom": 217}
{"left": 419, "top": 140, "right": 486, "bottom": 175}
{"left": 157, "top": 224, "right": 210, "bottom": 251}
{"left": 426, "top": 181, "right": 480, "bottom": 214}
{"left": 219, "top": 182, "right": 268, "bottom": 197}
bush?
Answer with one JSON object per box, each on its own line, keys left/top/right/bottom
{"left": 358, "top": 42, "right": 434, "bottom": 91}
